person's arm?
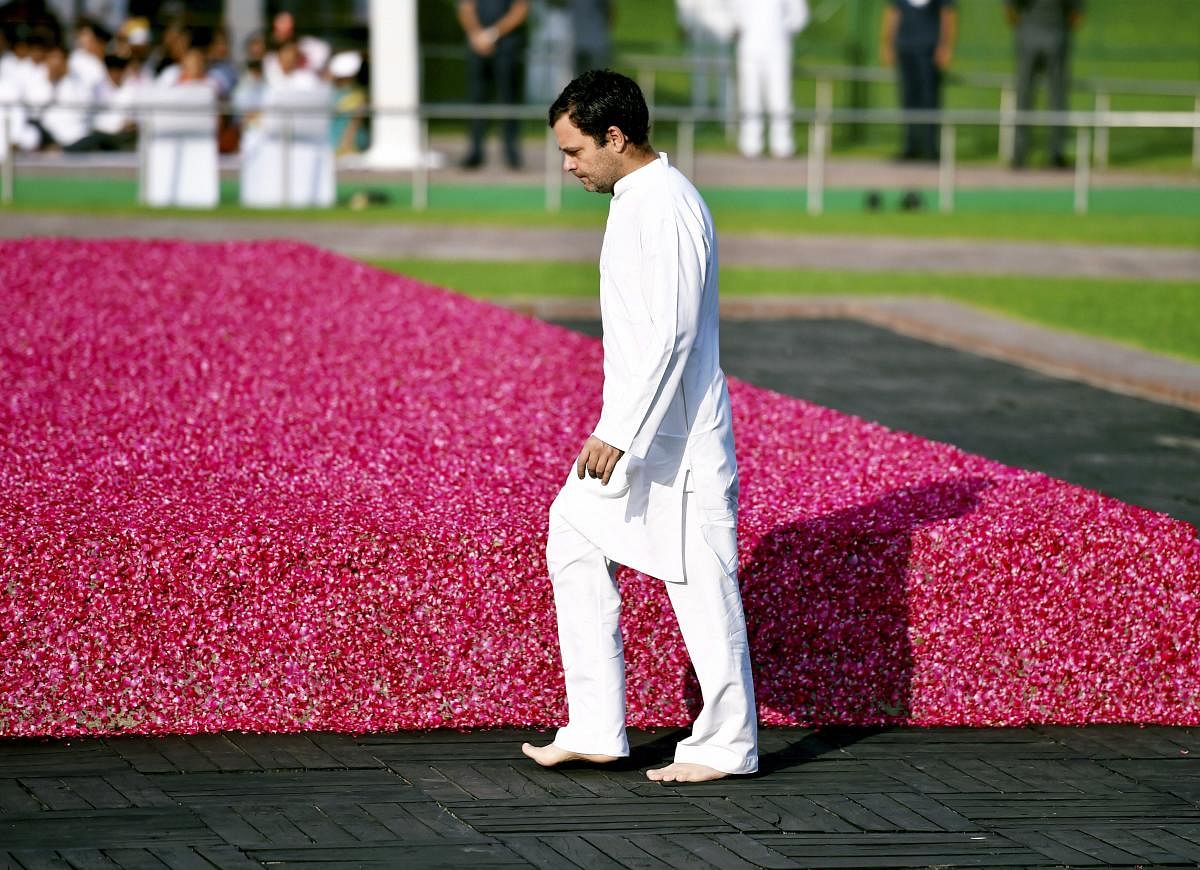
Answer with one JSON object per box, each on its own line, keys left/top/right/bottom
{"left": 457, "top": 1, "right": 492, "bottom": 56}
{"left": 459, "top": 0, "right": 529, "bottom": 57}
{"left": 936, "top": 5, "right": 958, "bottom": 70}
{"left": 590, "top": 210, "right": 705, "bottom": 467}
{"left": 493, "top": 0, "right": 529, "bottom": 38}
{"left": 879, "top": 5, "right": 898, "bottom": 66}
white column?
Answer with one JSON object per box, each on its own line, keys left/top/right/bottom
{"left": 363, "top": 0, "right": 423, "bottom": 168}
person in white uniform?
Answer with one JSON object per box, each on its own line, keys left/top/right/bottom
{"left": 732, "top": 0, "right": 809, "bottom": 159}
{"left": 522, "top": 69, "right": 758, "bottom": 783}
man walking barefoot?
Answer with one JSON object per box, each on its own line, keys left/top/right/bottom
{"left": 522, "top": 70, "right": 758, "bottom": 783}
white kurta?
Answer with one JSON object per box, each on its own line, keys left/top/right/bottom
{"left": 551, "top": 152, "right": 737, "bottom": 584}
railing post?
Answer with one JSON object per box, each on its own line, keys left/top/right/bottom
{"left": 1074, "top": 126, "right": 1091, "bottom": 215}
{"left": 1193, "top": 94, "right": 1200, "bottom": 170}
{"left": 544, "top": 122, "right": 562, "bottom": 213}
{"left": 998, "top": 86, "right": 1015, "bottom": 163}
{"left": 815, "top": 77, "right": 834, "bottom": 145}
{"left": 281, "top": 109, "right": 292, "bottom": 207}
{"left": 637, "top": 68, "right": 656, "bottom": 117}
{"left": 137, "top": 107, "right": 149, "bottom": 206}
{"left": 938, "top": 124, "right": 956, "bottom": 213}
{"left": 806, "top": 120, "right": 826, "bottom": 216}
{"left": 413, "top": 114, "right": 429, "bottom": 211}
{"left": 678, "top": 116, "right": 695, "bottom": 182}
{"left": 2, "top": 108, "right": 13, "bottom": 205}
{"left": 1093, "top": 91, "right": 1110, "bottom": 168}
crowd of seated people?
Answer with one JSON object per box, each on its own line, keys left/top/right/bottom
{"left": 0, "top": 9, "right": 369, "bottom": 157}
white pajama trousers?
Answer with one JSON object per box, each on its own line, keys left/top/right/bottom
{"left": 736, "top": 38, "right": 795, "bottom": 159}
{"left": 546, "top": 496, "right": 759, "bottom": 775}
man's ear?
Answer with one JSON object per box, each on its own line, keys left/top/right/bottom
{"left": 606, "top": 125, "right": 628, "bottom": 152}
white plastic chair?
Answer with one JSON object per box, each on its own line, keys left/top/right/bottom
{"left": 141, "top": 82, "right": 219, "bottom": 209}
{"left": 241, "top": 78, "right": 334, "bottom": 208}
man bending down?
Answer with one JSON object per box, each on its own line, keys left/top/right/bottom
{"left": 522, "top": 69, "right": 758, "bottom": 783}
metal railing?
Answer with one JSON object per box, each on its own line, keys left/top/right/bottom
{"left": 2, "top": 99, "right": 1197, "bottom": 216}
{"left": 621, "top": 52, "right": 1200, "bottom": 169}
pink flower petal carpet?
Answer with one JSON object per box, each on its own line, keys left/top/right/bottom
{"left": 2, "top": 239, "right": 1197, "bottom": 737}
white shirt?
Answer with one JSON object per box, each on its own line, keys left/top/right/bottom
{"left": 40, "top": 72, "right": 94, "bottom": 146}
{"left": 93, "top": 75, "right": 140, "bottom": 135}
{"left": 553, "top": 153, "right": 738, "bottom": 583}
{"left": 69, "top": 48, "right": 107, "bottom": 98}
{"left": 731, "top": 0, "right": 809, "bottom": 42}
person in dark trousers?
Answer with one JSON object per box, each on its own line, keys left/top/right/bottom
{"left": 879, "top": 0, "right": 958, "bottom": 162}
{"left": 568, "top": 0, "right": 613, "bottom": 75}
{"left": 458, "top": 0, "right": 529, "bottom": 169}
{"left": 1006, "top": 0, "right": 1084, "bottom": 169}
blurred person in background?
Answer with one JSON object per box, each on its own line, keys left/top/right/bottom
{"left": 568, "top": 0, "right": 612, "bottom": 75}
{"left": 149, "top": 16, "right": 191, "bottom": 79}
{"left": 0, "top": 25, "right": 43, "bottom": 151}
{"left": 457, "top": 0, "right": 529, "bottom": 170}
{"left": 68, "top": 15, "right": 109, "bottom": 99}
{"left": 676, "top": 0, "right": 734, "bottom": 122}
{"left": 264, "top": 11, "right": 330, "bottom": 86}
{"left": 28, "top": 41, "right": 94, "bottom": 150}
{"left": 525, "top": 0, "right": 572, "bottom": 104}
{"left": 64, "top": 52, "right": 138, "bottom": 150}
{"left": 328, "top": 48, "right": 368, "bottom": 155}
{"left": 880, "top": 0, "right": 957, "bottom": 162}
{"left": 1006, "top": 0, "right": 1083, "bottom": 169}
{"left": 205, "top": 26, "right": 237, "bottom": 98}
{"left": 114, "top": 17, "right": 153, "bottom": 82}
{"left": 231, "top": 48, "right": 266, "bottom": 154}
{"left": 269, "top": 35, "right": 320, "bottom": 91}
{"left": 732, "top": 0, "right": 808, "bottom": 159}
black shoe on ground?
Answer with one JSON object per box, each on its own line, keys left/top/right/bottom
{"left": 460, "top": 153, "right": 484, "bottom": 170}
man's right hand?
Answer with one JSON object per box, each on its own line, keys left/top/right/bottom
{"left": 469, "top": 27, "right": 498, "bottom": 56}
{"left": 576, "top": 436, "right": 624, "bottom": 486}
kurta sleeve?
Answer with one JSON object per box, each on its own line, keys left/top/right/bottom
{"left": 591, "top": 207, "right": 706, "bottom": 458}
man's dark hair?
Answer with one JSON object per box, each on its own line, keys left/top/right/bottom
{"left": 548, "top": 69, "right": 649, "bottom": 148}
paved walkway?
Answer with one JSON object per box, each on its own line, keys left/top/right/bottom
{"left": 4, "top": 726, "right": 1200, "bottom": 869}
{"left": 5, "top": 212, "right": 1198, "bottom": 282}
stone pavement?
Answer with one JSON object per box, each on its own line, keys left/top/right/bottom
{"left": 5, "top": 726, "right": 1200, "bottom": 869}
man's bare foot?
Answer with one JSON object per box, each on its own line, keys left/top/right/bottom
{"left": 646, "top": 762, "right": 729, "bottom": 783}
{"left": 521, "top": 742, "right": 619, "bottom": 768}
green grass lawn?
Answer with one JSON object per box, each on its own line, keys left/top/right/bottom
{"left": 369, "top": 257, "right": 1200, "bottom": 364}
{"left": 10, "top": 175, "right": 1199, "bottom": 248}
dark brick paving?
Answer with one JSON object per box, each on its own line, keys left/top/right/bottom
{"left": 4, "top": 727, "right": 1200, "bottom": 868}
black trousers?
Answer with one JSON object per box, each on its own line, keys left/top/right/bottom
{"left": 896, "top": 46, "right": 942, "bottom": 160}
{"left": 1014, "top": 33, "right": 1071, "bottom": 165}
{"left": 465, "top": 42, "right": 522, "bottom": 162}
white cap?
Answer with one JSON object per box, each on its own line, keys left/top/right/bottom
{"left": 328, "top": 49, "right": 361, "bottom": 80}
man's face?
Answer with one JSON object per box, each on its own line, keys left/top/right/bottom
{"left": 45, "top": 48, "right": 67, "bottom": 81}
{"left": 553, "top": 115, "right": 622, "bottom": 195}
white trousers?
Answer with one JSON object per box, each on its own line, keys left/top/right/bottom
{"left": 546, "top": 494, "right": 759, "bottom": 774}
{"left": 736, "top": 37, "right": 795, "bottom": 159}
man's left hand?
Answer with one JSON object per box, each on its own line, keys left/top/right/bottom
{"left": 576, "top": 436, "right": 624, "bottom": 485}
